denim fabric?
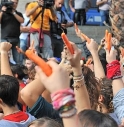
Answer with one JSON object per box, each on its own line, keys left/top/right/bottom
{"left": 30, "top": 33, "right": 53, "bottom": 59}
{"left": 27, "top": 96, "right": 61, "bottom": 122}
{"left": 113, "top": 88, "right": 124, "bottom": 124}
{"left": 99, "top": 10, "right": 109, "bottom": 26}
{"left": 62, "top": 5, "right": 74, "bottom": 21}
{"left": 63, "top": 0, "right": 70, "bottom": 16}
{"left": 69, "top": 9, "right": 75, "bottom": 20}
{"left": 19, "top": 39, "right": 28, "bottom": 64}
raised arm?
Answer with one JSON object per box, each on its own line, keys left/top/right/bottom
{"left": 64, "top": 42, "right": 91, "bottom": 113}
{"left": 0, "top": 42, "right": 13, "bottom": 76}
{"left": 36, "top": 61, "right": 82, "bottom": 127}
{"left": 106, "top": 47, "right": 124, "bottom": 125}
{"left": 74, "top": 27, "right": 91, "bottom": 58}
{"left": 86, "top": 39, "right": 105, "bottom": 78}
{"left": 13, "top": 11, "right": 24, "bottom": 23}
{"left": 106, "top": 47, "right": 124, "bottom": 96}
{"left": 26, "top": 1, "right": 43, "bottom": 17}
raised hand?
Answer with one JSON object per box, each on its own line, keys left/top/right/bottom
{"left": 1, "top": 6, "right": 7, "bottom": 11}
{"left": 65, "top": 42, "right": 82, "bottom": 68}
{"left": 86, "top": 39, "right": 98, "bottom": 53}
{"left": 75, "top": 27, "right": 85, "bottom": 42}
{"left": 106, "top": 46, "right": 116, "bottom": 63}
{"left": 35, "top": 61, "right": 70, "bottom": 93}
{"left": 0, "top": 42, "right": 12, "bottom": 53}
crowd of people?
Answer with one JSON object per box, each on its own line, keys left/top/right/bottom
{"left": 0, "top": 0, "right": 124, "bottom": 127}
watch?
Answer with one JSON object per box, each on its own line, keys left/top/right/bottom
{"left": 13, "top": 12, "right": 16, "bottom": 15}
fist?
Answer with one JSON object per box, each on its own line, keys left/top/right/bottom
{"left": 0, "top": 42, "right": 12, "bottom": 52}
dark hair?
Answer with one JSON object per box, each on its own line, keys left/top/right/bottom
{"left": 25, "top": 2, "right": 30, "bottom": 9}
{"left": 98, "top": 49, "right": 108, "bottom": 75}
{"left": 28, "top": 117, "right": 63, "bottom": 127}
{"left": 0, "top": 75, "right": 19, "bottom": 107}
{"left": 11, "top": 64, "right": 28, "bottom": 80}
{"left": 99, "top": 77, "right": 113, "bottom": 113}
{"left": 79, "top": 110, "right": 118, "bottom": 127}
{"left": 82, "top": 66, "right": 100, "bottom": 109}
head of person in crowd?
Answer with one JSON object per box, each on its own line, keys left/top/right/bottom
{"left": 97, "top": 78, "right": 113, "bottom": 114}
{"left": 28, "top": 117, "right": 63, "bottom": 127}
{"left": 25, "top": 58, "right": 36, "bottom": 82}
{"left": 81, "top": 65, "right": 113, "bottom": 114}
{"left": 11, "top": 0, "right": 19, "bottom": 10}
{"left": 79, "top": 109, "right": 118, "bottom": 127}
{"left": 0, "top": 75, "right": 19, "bottom": 110}
{"left": 54, "top": 0, "right": 64, "bottom": 11}
{"left": 11, "top": 64, "right": 28, "bottom": 82}
{"left": 25, "top": 57, "right": 35, "bottom": 71}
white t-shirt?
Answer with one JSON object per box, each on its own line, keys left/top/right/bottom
{"left": 74, "top": 0, "right": 87, "bottom": 9}
{"left": 19, "top": 13, "right": 30, "bottom": 40}
{"left": 97, "top": 0, "right": 111, "bottom": 11}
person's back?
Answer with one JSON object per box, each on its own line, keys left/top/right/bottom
{"left": 0, "top": 113, "right": 35, "bottom": 127}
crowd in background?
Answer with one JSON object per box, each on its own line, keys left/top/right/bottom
{"left": 0, "top": 0, "right": 124, "bottom": 127}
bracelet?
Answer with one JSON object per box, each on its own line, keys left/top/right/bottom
{"left": 13, "top": 12, "right": 16, "bottom": 15}
{"left": 51, "top": 88, "right": 74, "bottom": 99}
{"left": 73, "top": 74, "right": 84, "bottom": 84}
{"left": 73, "top": 76, "right": 84, "bottom": 83}
{"left": 72, "top": 83, "right": 83, "bottom": 90}
{"left": 51, "top": 89, "right": 75, "bottom": 110}
{"left": 73, "top": 74, "right": 82, "bottom": 77}
{"left": 59, "top": 108, "right": 77, "bottom": 118}
{"left": 73, "top": 74, "right": 84, "bottom": 80}
{"left": 59, "top": 103, "right": 74, "bottom": 113}
{"left": 52, "top": 95, "right": 75, "bottom": 110}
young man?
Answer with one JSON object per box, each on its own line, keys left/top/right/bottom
{"left": 0, "top": 0, "right": 24, "bottom": 63}
{"left": 0, "top": 42, "right": 35, "bottom": 126}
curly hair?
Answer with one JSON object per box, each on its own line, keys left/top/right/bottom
{"left": 99, "top": 77, "right": 114, "bottom": 113}
{"left": 82, "top": 66, "right": 100, "bottom": 110}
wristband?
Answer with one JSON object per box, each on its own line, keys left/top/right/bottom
{"left": 13, "top": 12, "right": 16, "bottom": 15}
{"left": 51, "top": 88, "right": 75, "bottom": 110}
{"left": 59, "top": 108, "right": 77, "bottom": 118}
{"left": 107, "top": 60, "right": 122, "bottom": 80}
